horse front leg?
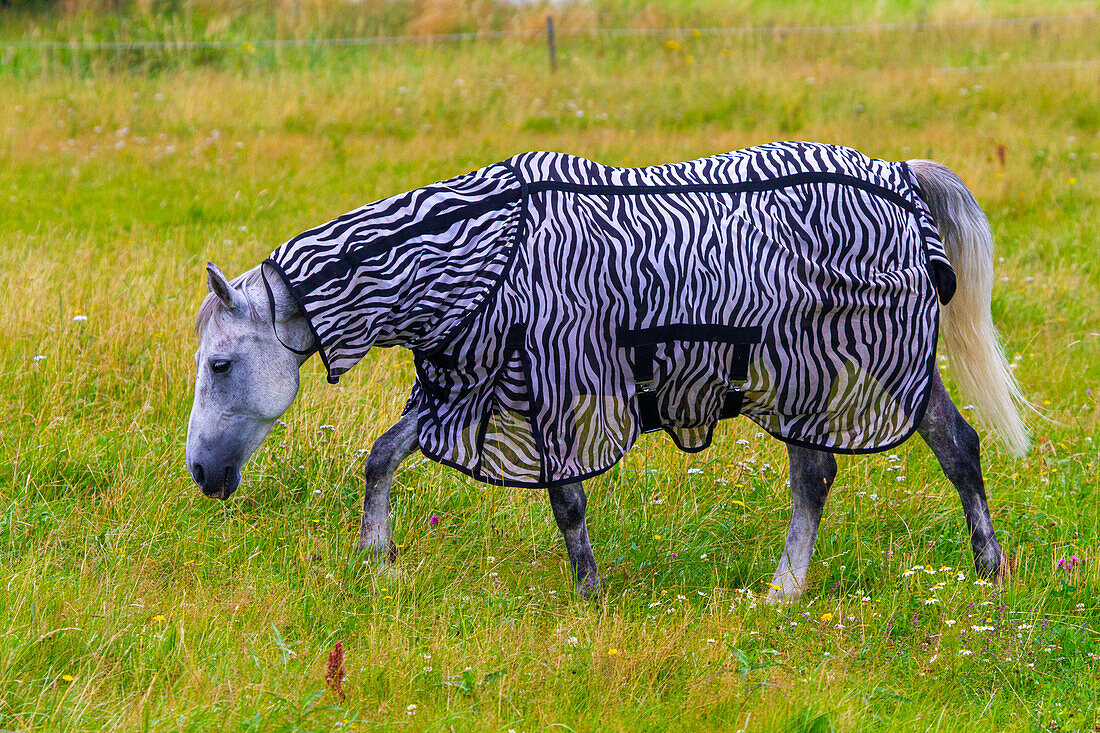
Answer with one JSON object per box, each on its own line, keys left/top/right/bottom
{"left": 358, "top": 409, "right": 420, "bottom": 565}
{"left": 547, "top": 482, "right": 601, "bottom": 598}
{"left": 767, "top": 444, "right": 837, "bottom": 604}
{"left": 918, "top": 372, "right": 1005, "bottom": 578}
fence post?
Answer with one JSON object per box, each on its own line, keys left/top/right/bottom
{"left": 546, "top": 15, "right": 557, "bottom": 73}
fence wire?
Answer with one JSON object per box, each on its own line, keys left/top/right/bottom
{"left": 2, "top": 12, "right": 1098, "bottom": 51}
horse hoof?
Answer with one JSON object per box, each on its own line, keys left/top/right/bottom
{"left": 995, "top": 549, "right": 1012, "bottom": 582}
{"left": 766, "top": 590, "right": 798, "bottom": 605}
{"left": 974, "top": 547, "right": 1009, "bottom": 581}
{"left": 578, "top": 577, "right": 602, "bottom": 602}
{"left": 377, "top": 562, "right": 403, "bottom": 581}
{"left": 766, "top": 578, "right": 804, "bottom": 605}
{"left": 357, "top": 532, "right": 396, "bottom": 559}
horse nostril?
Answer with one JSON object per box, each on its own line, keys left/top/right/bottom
{"left": 191, "top": 462, "right": 205, "bottom": 486}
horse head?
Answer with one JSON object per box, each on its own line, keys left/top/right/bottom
{"left": 186, "top": 262, "right": 312, "bottom": 499}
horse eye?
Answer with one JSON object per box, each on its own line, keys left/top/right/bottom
{"left": 210, "top": 359, "right": 232, "bottom": 374}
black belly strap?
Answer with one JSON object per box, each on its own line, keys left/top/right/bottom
{"left": 618, "top": 324, "right": 762, "bottom": 433}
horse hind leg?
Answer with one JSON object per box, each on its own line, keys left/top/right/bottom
{"left": 918, "top": 371, "right": 1005, "bottom": 578}
{"left": 767, "top": 444, "right": 837, "bottom": 604}
{"left": 547, "top": 482, "right": 601, "bottom": 598}
{"left": 358, "top": 409, "right": 420, "bottom": 564}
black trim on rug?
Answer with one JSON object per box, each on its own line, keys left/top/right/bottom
{"left": 526, "top": 171, "right": 918, "bottom": 215}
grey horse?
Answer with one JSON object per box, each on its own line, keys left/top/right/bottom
{"left": 186, "top": 158, "right": 1028, "bottom": 602}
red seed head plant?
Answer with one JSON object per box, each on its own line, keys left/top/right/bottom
{"left": 325, "top": 641, "right": 347, "bottom": 701}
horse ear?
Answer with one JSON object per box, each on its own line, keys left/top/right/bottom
{"left": 206, "top": 262, "right": 247, "bottom": 313}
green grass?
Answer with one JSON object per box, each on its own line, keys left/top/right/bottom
{"left": 1, "top": 1, "right": 1100, "bottom": 730}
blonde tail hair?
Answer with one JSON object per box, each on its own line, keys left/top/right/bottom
{"left": 907, "top": 159, "right": 1030, "bottom": 457}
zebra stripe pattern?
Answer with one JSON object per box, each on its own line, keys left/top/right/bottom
{"left": 271, "top": 141, "right": 953, "bottom": 488}
{"left": 267, "top": 164, "right": 523, "bottom": 381}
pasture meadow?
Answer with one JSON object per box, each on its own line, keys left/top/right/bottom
{"left": 1, "top": 1, "right": 1099, "bottom": 730}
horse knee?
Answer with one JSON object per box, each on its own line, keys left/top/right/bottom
{"left": 363, "top": 459, "right": 393, "bottom": 493}
{"left": 364, "top": 452, "right": 392, "bottom": 484}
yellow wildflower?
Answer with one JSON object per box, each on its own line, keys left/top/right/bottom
{"left": 665, "top": 40, "right": 682, "bottom": 52}
{"left": 820, "top": 612, "right": 833, "bottom": 622}
{"left": 62, "top": 675, "right": 75, "bottom": 682}
{"left": 152, "top": 615, "right": 166, "bottom": 621}
{"left": 608, "top": 648, "right": 620, "bottom": 656}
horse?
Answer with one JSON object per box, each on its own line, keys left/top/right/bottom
{"left": 186, "top": 142, "right": 1029, "bottom": 602}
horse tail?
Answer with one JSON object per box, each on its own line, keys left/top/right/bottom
{"left": 907, "top": 159, "right": 1030, "bottom": 458}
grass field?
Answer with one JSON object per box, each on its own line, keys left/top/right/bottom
{"left": 2, "top": 1, "right": 1100, "bottom": 730}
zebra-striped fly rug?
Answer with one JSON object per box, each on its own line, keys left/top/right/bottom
{"left": 266, "top": 141, "right": 956, "bottom": 488}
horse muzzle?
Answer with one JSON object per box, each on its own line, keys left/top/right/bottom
{"left": 189, "top": 460, "right": 241, "bottom": 500}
